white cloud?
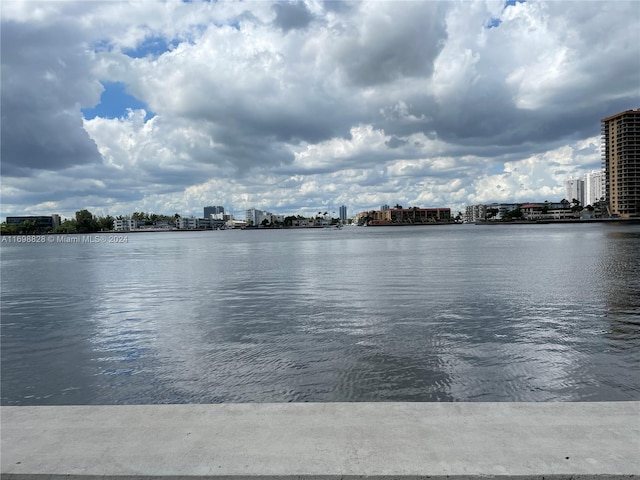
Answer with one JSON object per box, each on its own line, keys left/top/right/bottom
{"left": 468, "top": 137, "right": 600, "bottom": 205}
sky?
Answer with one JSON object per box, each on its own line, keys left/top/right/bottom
{"left": 1, "top": 0, "right": 639, "bottom": 220}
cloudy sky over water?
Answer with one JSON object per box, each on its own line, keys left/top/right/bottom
{"left": 1, "top": 0, "right": 639, "bottom": 220}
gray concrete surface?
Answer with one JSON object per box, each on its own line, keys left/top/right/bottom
{"left": 1, "top": 402, "right": 639, "bottom": 479}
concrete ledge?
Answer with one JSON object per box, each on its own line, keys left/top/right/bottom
{"left": 1, "top": 402, "right": 639, "bottom": 479}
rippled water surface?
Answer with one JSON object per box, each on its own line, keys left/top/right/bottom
{"left": 2, "top": 223, "right": 639, "bottom": 405}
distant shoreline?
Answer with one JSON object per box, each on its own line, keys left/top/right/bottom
{"left": 472, "top": 218, "right": 640, "bottom": 225}
{"left": 2, "top": 217, "right": 639, "bottom": 236}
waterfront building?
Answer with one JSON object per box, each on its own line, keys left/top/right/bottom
{"left": 176, "top": 217, "right": 197, "bottom": 229}
{"left": 196, "top": 217, "right": 212, "bottom": 229}
{"left": 464, "top": 205, "right": 474, "bottom": 223}
{"left": 519, "top": 203, "right": 544, "bottom": 220}
{"left": 246, "top": 208, "right": 275, "bottom": 226}
{"left": 227, "top": 219, "right": 246, "bottom": 229}
{"left": 519, "top": 202, "right": 572, "bottom": 220}
{"left": 463, "top": 203, "right": 518, "bottom": 221}
{"left": 564, "top": 178, "right": 585, "bottom": 206}
{"left": 601, "top": 108, "right": 640, "bottom": 217}
{"left": 465, "top": 204, "right": 487, "bottom": 222}
{"left": 114, "top": 218, "right": 138, "bottom": 231}
{"left": 585, "top": 170, "right": 604, "bottom": 208}
{"left": 488, "top": 203, "right": 518, "bottom": 220}
{"left": 464, "top": 204, "right": 520, "bottom": 222}
{"left": 177, "top": 217, "right": 228, "bottom": 229}
{"left": 339, "top": 205, "right": 347, "bottom": 222}
{"left": 6, "top": 215, "right": 60, "bottom": 231}
{"left": 364, "top": 206, "right": 451, "bottom": 225}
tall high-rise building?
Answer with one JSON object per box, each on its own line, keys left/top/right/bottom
{"left": 585, "top": 170, "right": 604, "bottom": 208}
{"left": 204, "top": 205, "right": 224, "bottom": 218}
{"left": 565, "top": 178, "right": 585, "bottom": 206}
{"left": 339, "top": 205, "right": 347, "bottom": 221}
{"left": 601, "top": 108, "right": 640, "bottom": 217}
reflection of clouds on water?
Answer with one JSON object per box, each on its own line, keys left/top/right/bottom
{"left": 427, "top": 225, "right": 621, "bottom": 401}
{"left": 426, "top": 308, "right": 600, "bottom": 402}
{"left": 0, "top": 242, "right": 107, "bottom": 405}
{"left": 601, "top": 228, "right": 640, "bottom": 322}
{"left": 3, "top": 226, "right": 640, "bottom": 405}
{"left": 597, "top": 227, "right": 640, "bottom": 396}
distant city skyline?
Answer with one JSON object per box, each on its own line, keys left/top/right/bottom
{"left": 1, "top": 1, "right": 638, "bottom": 220}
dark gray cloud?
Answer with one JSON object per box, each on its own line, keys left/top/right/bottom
{"left": 272, "top": 1, "right": 314, "bottom": 32}
{"left": 385, "top": 136, "right": 408, "bottom": 149}
{"left": 336, "top": 2, "right": 449, "bottom": 86}
{"left": 1, "top": 19, "right": 103, "bottom": 176}
{"left": 322, "top": 1, "right": 357, "bottom": 14}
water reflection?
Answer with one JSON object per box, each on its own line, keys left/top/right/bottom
{"left": 2, "top": 225, "right": 639, "bottom": 405}
{"left": 597, "top": 227, "right": 640, "bottom": 401}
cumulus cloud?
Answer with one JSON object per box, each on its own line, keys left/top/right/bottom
{"left": 332, "top": 1, "right": 449, "bottom": 86}
{"left": 1, "top": 0, "right": 638, "bottom": 219}
{"left": 272, "top": 1, "right": 315, "bottom": 32}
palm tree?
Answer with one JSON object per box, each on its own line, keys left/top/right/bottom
{"left": 571, "top": 198, "right": 583, "bottom": 217}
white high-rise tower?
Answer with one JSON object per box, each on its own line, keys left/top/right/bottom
{"left": 585, "top": 170, "right": 604, "bottom": 208}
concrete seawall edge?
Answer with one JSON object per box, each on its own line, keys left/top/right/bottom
{"left": 2, "top": 402, "right": 639, "bottom": 479}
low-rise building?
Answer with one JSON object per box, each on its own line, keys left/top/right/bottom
{"left": 359, "top": 206, "right": 451, "bottom": 225}
{"left": 6, "top": 215, "right": 60, "bottom": 231}
{"left": 113, "top": 218, "right": 138, "bottom": 231}
{"left": 246, "top": 208, "right": 282, "bottom": 226}
{"left": 176, "top": 217, "right": 197, "bottom": 229}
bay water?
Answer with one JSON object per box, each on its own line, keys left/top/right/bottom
{"left": 1, "top": 223, "right": 639, "bottom": 405}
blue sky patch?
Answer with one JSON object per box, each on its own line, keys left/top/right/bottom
{"left": 122, "top": 35, "right": 177, "bottom": 58}
{"left": 486, "top": 0, "right": 526, "bottom": 29}
{"left": 489, "top": 164, "right": 505, "bottom": 175}
{"left": 82, "top": 82, "right": 155, "bottom": 121}
{"left": 226, "top": 19, "right": 241, "bottom": 30}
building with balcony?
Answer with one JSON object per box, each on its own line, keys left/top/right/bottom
{"left": 601, "top": 108, "right": 640, "bottom": 217}
{"left": 113, "top": 218, "right": 138, "bottom": 231}
{"left": 362, "top": 206, "right": 451, "bottom": 225}
{"left": 176, "top": 217, "right": 197, "bottom": 229}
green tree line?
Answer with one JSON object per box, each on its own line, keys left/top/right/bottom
{"left": 1, "top": 210, "right": 187, "bottom": 235}
{"left": 0, "top": 210, "right": 116, "bottom": 234}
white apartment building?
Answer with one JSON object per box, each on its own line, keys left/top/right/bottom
{"left": 585, "top": 170, "right": 604, "bottom": 208}
{"left": 463, "top": 203, "right": 518, "bottom": 221}
{"left": 246, "top": 208, "right": 269, "bottom": 226}
{"left": 114, "top": 218, "right": 138, "bottom": 231}
{"left": 464, "top": 204, "right": 486, "bottom": 222}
